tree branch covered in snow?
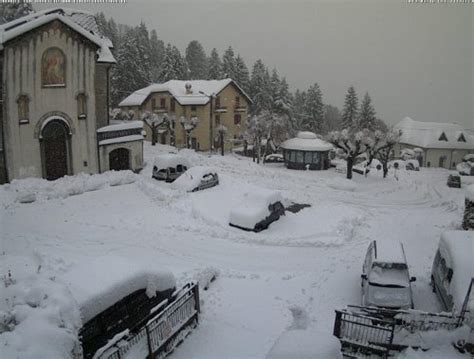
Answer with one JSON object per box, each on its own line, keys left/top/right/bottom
{"left": 179, "top": 116, "right": 200, "bottom": 149}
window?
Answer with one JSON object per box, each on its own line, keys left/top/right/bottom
{"left": 77, "top": 93, "right": 87, "bottom": 119}
{"left": 458, "top": 133, "right": 466, "bottom": 142}
{"left": 170, "top": 98, "right": 176, "bottom": 112}
{"left": 312, "top": 152, "right": 320, "bottom": 165}
{"left": 160, "top": 98, "right": 166, "bottom": 109}
{"left": 296, "top": 151, "right": 304, "bottom": 163}
{"left": 191, "top": 105, "right": 197, "bottom": 112}
{"left": 17, "top": 94, "right": 30, "bottom": 124}
{"left": 235, "top": 96, "right": 240, "bottom": 107}
{"left": 152, "top": 98, "right": 156, "bottom": 110}
{"left": 42, "top": 48, "right": 66, "bottom": 87}
{"left": 234, "top": 114, "right": 241, "bottom": 125}
{"left": 438, "top": 132, "right": 448, "bottom": 141}
{"left": 304, "top": 152, "right": 312, "bottom": 164}
{"left": 289, "top": 151, "right": 296, "bottom": 162}
{"left": 215, "top": 96, "right": 221, "bottom": 108}
{"left": 215, "top": 115, "right": 220, "bottom": 125}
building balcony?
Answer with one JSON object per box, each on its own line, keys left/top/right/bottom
{"left": 153, "top": 107, "right": 168, "bottom": 113}
{"left": 214, "top": 106, "right": 227, "bottom": 113}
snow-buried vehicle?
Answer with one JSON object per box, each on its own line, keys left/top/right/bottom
{"left": 229, "top": 189, "right": 285, "bottom": 232}
{"left": 60, "top": 256, "right": 199, "bottom": 359}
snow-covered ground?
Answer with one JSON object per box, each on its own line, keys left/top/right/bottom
{"left": 0, "top": 143, "right": 470, "bottom": 358}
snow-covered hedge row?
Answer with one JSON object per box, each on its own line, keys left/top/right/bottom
{"left": 2, "top": 171, "right": 138, "bottom": 205}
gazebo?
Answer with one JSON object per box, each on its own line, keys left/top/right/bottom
{"left": 280, "top": 132, "right": 333, "bottom": 170}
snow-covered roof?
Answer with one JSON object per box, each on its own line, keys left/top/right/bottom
{"left": 280, "top": 132, "right": 333, "bottom": 152}
{"left": 438, "top": 231, "right": 474, "bottom": 311}
{"left": 0, "top": 8, "right": 115, "bottom": 63}
{"left": 97, "top": 121, "right": 143, "bottom": 133}
{"left": 229, "top": 189, "right": 283, "bottom": 229}
{"left": 394, "top": 117, "right": 474, "bottom": 150}
{"left": 373, "top": 241, "right": 406, "bottom": 264}
{"left": 172, "top": 166, "right": 217, "bottom": 192}
{"left": 58, "top": 256, "right": 176, "bottom": 323}
{"left": 153, "top": 154, "right": 191, "bottom": 171}
{"left": 118, "top": 79, "right": 251, "bottom": 107}
{"left": 98, "top": 134, "right": 144, "bottom": 146}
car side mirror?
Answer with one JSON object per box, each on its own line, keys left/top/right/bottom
{"left": 361, "top": 274, "right": 367, "bottom": 280}
{"left": 410, "top": 276, "right": 417, "bottom": 282}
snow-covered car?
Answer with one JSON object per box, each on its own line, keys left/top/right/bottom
{"left": 172, "top": 166, "right": 219, "bottom": 192}
{"left": 431, "top": 231, "right": 474, "bottom": 354}
{"left": 361, "top": 241, "right": 416, "bottom": 310}
{"left": 59, "top": 256, "right": 199, "bottom": 359}
{"left": 456, "top": 161, "right": 474, "bottom": 176}
{"left": 229, "top": 189, "right": 285, "bottom": 232}
{"left": 405, "top": 159, "right": 420, "bottom": 171}
{"left": 265, "top": 330, "right": 342, "bottom": 359}
{"left": 152, "top": 154, "right": 190, "bottom": 182}
{"left": 264, "top": 153, "right": 284, "bottom": 163}
{"left": 447, "top": 173, "right": 461, "bottom": 188}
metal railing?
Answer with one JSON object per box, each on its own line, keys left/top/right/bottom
{"left": 96, "top": 282, "right": 199, "bottom": 359}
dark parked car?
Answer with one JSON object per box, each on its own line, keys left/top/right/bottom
{"left": 229, "top": 190, "right": 285, "bottom": 232}
{"left": 447, "top": 174, "right": 461, "bottom": 188}
{"left": 152, "top": 154, "right": 190, "bottom": 182}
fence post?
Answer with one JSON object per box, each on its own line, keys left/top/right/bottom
{"left": 194, "top": 283, "right": 201, "bottom": 314}
{"left": 333, "top": 310, "right": 342, "bottom": 338}
{"left": 145, "top": 324, "right": 153, "bottom": 359}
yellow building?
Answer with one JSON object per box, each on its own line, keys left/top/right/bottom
{"left": 118, "top": 79, "right": 252, "bottom": 151}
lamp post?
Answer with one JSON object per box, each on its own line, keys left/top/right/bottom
{"left": 199, "top": 90, "right": 214, "bottom": 155}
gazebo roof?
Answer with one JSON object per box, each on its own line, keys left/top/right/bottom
{"left": 281, "top": 132, "right": 333, "bottom": 152}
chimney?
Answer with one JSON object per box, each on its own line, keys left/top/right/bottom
{"left": 185, "top": 83, "right": 193, "bottom": 94}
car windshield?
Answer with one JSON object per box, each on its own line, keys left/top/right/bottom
{"left": 369, "top": 262, "right": 409, "bottom": 288}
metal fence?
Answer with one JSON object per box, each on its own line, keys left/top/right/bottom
{"left": 97, "top": 282, "right": 199, "bottom": 359}
{"left": 334, "top": 310, "right": 395, "bottom": 357}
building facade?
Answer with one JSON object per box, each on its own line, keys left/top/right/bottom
{"left": 0, "top": 8, "right": 143, "bottom": 183}
{"left": 394, "top": 117, "right": 474, "bottom": 169}
{"left": 119, "top": 79, "right": 252, "bottom": 151}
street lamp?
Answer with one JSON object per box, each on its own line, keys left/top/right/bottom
{"left": 199, "top": 90, "right": 214, "bottom": 154}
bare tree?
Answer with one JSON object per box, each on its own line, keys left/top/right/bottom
{"left": 375, "top": 131, "right": 400, "bottom": 178}
{"left": 179, "top": 116, "right": 199, "bottom": 149}
{"left": 326, "top": 129, "right": 372, "bottom": 179}
{"left": 216, "top": 124, "right": 228, "bottom": 156}
{"left": 141, "top": 111, "right": 166, "bottom": 146}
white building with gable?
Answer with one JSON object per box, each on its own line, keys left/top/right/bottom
{"left": 394, "top": 117, "right": 474, "bottom": 169}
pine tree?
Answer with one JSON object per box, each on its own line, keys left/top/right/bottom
{"left": 249, "top": 60, "right": 272, "bottom": 115}
{"left": 234, "top": 55, "right": 250, "bottom": 93}
{"left": 171, "top": 46, "right": 188, "bottom": 80}
{"left": 222, "top": 46, "right": 236, "bottom": 79}
{"left": 292, "top": 90, "right": 307, "bottom": 130}
{"left": 358, "top": 92, "right": 377, "bottom": 131}
{"left": 159, "top": 44, "right": 180, "bottom": 82}
{"left": 114, "top": 28, "right": 150, "bottom": 102}
{"left": 270, "top": 69, "right": 281, "bottom": 109}
{"left": 150, "top": 29, "right": 165, "bottom": 82}
{"left": 135, "top": 22, "right": 152, "bottom": 85}
{"left": 207, "top": 48, "right": 223, "bottom": 80}
{"left": 185, "top": 40, "right": 208, "bottom": 80}
{"left": 0, "top": 1, "right": 33, "bottom": 24}
{"left": 323, "top": 104, "right": 342, "bottom": 133}
{"left": 302, "top": 83, "right": 324, "bottom": 133}
{"left": 342, "top": 86, "right": 359, "bottom": 130}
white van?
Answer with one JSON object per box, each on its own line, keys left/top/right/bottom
{"left": 431, "top": 231, "right": 474, "bottom": 313}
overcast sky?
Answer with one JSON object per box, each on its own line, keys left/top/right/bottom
{"left": 37, "top": 0, "right": 473, "bottom": 129}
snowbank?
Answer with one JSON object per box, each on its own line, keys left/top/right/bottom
{"left": 467, "top": 184, "right": 474, "bottom": 202}
{"left": 3, "top": 171, "right": 138, "bottom": 205}
{"left": 327, "top": 177, "right": 358, "bottom": 192}
{"left": 229, "top": 189, "right": 283, "bottom": 229}
{"left": 59, "top": 256, "right": 176, "bottom": 323}
{"left": 266, "top": 330, "right": 342, "bottom": 359}
{"left": 0, "top": 269, "right": 81, "bottom": 359}
{"left": 172, "top": 166, "right": 217, "bottom": 192}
